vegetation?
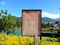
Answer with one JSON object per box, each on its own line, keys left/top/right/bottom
{"left": 0, "top": 10, "right": 22, "bottom": 34}
{"left": 0, "top": 34, "right": 60, "bottom": 45}
{"left": 16, "top": 17, "right": 22, "bottom": 28}
{"left": 41, "top": 22, "right": 60, "bottom": 31}
{"left": 41, "top": 22, "right": 54, "bottom": 28}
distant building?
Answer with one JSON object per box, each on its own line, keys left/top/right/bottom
{"left": 54, "top": 21, "right": 60, "bottom": 28}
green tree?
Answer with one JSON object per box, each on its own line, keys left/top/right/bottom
{"left": 16, "top": 17, "right": 22, "bottom": 28}
{"left": 41, "top": 23, "right": 47, "bottom": 28}
{"left": 5, "top": 10, "right": 8, "bottom": 15}
{"left": 0, "top": 10, "right": 16, "bottom": 34}
{"left": 1, "top": 10, "right": 4, "bottom": 14}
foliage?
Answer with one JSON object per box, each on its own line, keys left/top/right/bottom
{"left": 0, "top": 34, "right": 60, "bottom": 45}
{"left": 0, "top": 10, "right": 19, "bottom": 34}
{"left": 0, "top": 16, "right": 16, "bottom": 34}
{"left": 41, "top": 22, "right": 53, "bottom": 28}
{"left": 16, "top": 17, "right": 22, "bottom": 28}
{"left": 54, "top": 28, "right": 60, "bottom": 31}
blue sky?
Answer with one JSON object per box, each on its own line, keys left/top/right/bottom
{"left": 0, "top": 0, "right": 60, "bottom": 19}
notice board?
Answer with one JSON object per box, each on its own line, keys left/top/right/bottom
{"left": 22, "top": 10, "right": 41, "bottom": 36}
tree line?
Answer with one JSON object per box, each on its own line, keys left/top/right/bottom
{"left": 41, "top": 22, "right": 54, "bottom": 28}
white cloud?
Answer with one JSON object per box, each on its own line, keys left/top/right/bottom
{"left": 42, "top": 12, "right": 60, "bottom": 19}
{"left": 0, "top": 1, "right": 5, "bottom": 5}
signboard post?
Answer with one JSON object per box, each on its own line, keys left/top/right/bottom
{"left": 22, "top": 10, "right": 41, "bottom": 45}
{"left": 34, "top": 35, "right": 38, "bottom": 45}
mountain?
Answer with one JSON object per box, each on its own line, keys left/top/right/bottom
{"left": 55, "top": 18, "right": 60, "bottom": 21}
{"left": 42, "top": 17, "right": 56, "bottom": 23}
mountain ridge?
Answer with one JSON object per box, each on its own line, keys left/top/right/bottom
{"left": 42, "top": 17, "right": 56, "bottom": 23}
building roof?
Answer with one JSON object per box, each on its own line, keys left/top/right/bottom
{"left": 55, "top": 21, "right": 60, "bottom": 26}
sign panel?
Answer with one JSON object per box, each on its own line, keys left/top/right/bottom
{"left": 22, "top": 10, "right": 41, "bottom": 36}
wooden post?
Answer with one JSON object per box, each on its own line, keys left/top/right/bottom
{"left": 34, "top": 35, "right": 38, "bottom": 45}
